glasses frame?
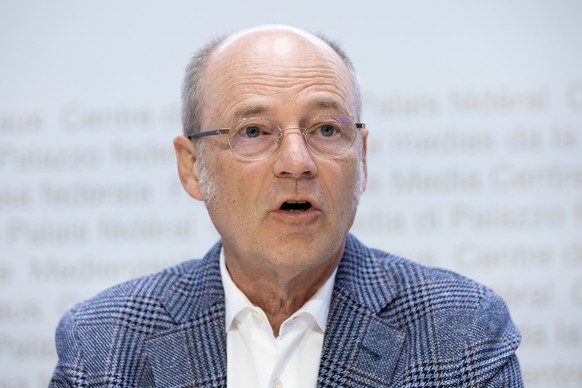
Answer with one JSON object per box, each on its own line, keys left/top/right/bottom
{"left": 186, "top": 114, "right": 366, "bottom": 161}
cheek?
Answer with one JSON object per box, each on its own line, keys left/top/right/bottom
{"left": 338, "top": 159, "right": 364, "bottom": 203}
{"left": 215, "top": 161, "right": 264, "bottom": 209}
{"left": 323, "top": 161, "right": 357, "bottom": 199}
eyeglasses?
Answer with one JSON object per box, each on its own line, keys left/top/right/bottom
{"left": 186, "top": 114, "right": 365, "bottom": 160}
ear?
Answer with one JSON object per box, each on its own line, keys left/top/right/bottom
{"left": 359, "top": 126, "right": 369, "bottom": 192}
{"left": 173, "top": 135, "right": 204, "bottom": 201}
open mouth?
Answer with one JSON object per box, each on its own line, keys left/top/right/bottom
{"left": 280, "top": 200, "right": 312, "bottom": 212}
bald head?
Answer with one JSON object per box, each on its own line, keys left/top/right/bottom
{"left": 213, "top": 25, "right": 338, "bottom": 60}
{"left": 181, "top": 25, "right": 361, "bottom": 136}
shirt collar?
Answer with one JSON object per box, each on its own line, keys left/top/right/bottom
{"left": 220, "top": 248, "right": 337, "bottom": 333}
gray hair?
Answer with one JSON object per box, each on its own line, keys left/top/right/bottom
{"left": 181, "top": 34, "right": 226, "bottom": 136}
{"left": 181, "top": 30, "right": 362, "bottom": 136}
{"left": 316, "top": 33, "right": 362, "bottom": 121}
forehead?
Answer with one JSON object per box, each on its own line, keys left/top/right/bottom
{"left": 202, "top": 28, "right": 356, "bottom": 122}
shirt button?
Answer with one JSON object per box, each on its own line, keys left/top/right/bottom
{"left": 272, "top": 379, "right": 283, "bottom": 388}
{"left": 251, "top": 311, "right": 262, "bottom": 325}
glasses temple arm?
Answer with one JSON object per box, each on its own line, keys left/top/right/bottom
{"left": 186, "top": 129, "right": 230, "bottom": 139}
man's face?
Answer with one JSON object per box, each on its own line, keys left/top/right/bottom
{"left": 181, "top": 28, "right": 368, "bottom": 277}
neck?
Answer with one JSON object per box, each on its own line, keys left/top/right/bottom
{"left": 224, "top": 247, "right": 343, "bottom": 336}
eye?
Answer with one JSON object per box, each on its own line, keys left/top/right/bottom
{"left": 318, "top": 124, "right": 338, "bottom": 137}
{"left": 242, "top": 125, "right": 262, "bottom": 138}
{"left": 234, "top": 119, "right": 278, "bottom": 140}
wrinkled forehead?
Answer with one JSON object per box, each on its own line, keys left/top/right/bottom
{"left": 203, "top": 26, "right": 357, "bottom": 117}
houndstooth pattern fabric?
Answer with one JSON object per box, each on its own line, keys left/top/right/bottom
{"left": 50, "top": 234, "right": 522, "bottom": 387}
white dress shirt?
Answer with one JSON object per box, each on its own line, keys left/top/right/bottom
{"left": 220, "top": 251, "right": 336, "bottom": 388}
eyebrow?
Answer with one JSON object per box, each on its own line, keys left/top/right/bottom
{"left": 233, "top": 105, "right": 270, "bottom": 121}
{"left": 231, "top": 98, "right": 347, "bottom": 122}
{"left": 311, "top": 98, "right": 343, "bottom": 112}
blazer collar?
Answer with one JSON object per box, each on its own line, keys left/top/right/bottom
{"left": 160, "top": 242, "right": 225, "bottom": 323}
{"left": 334, "top": 234, "right": 400, "bottom": 313}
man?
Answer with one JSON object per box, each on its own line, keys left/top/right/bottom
{"left": 50, "top": 25, "right": 523, "bottom": 387}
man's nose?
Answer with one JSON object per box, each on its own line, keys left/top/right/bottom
{"left": 272, "top": 129, "right": 317, "bottom": 178}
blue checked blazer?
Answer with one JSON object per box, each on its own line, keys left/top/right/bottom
{"left": 50, "top": 234, "right": 523, "bottom": 387}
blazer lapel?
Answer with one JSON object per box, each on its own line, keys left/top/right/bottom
{"left": 146, "top": 243, "right": 228, "bottom": 387}
{"left": 318, "top": 235, "right": 406, "bottom": 387}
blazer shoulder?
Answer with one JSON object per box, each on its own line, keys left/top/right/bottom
{"left": 340, "top": 235, "right": 504, "bottom": 316}
{"left": 371, "top": 249, "right": 509, "bottom": 324}
{"left": 50, "top": 257, "right": 211, "bottom": 387}
{"left": 367, "top": 247, "right": 522, "bottom": 386}
{"left": 69, "top": 258, "right": 203, "bottom": 321}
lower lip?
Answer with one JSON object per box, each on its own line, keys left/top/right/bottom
{"left": 270, "top": 207, "right": 321, "bottom": 224}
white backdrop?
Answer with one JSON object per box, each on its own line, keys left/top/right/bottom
{"left": 1, "top": 1, "right": 581, "bottom": 386}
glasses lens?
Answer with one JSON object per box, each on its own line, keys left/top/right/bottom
{"left": 305, "top": 115, "right": 357, "bottom": 156}
{"left": 229, "top": 117, "right": 280, "bottom": 159}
